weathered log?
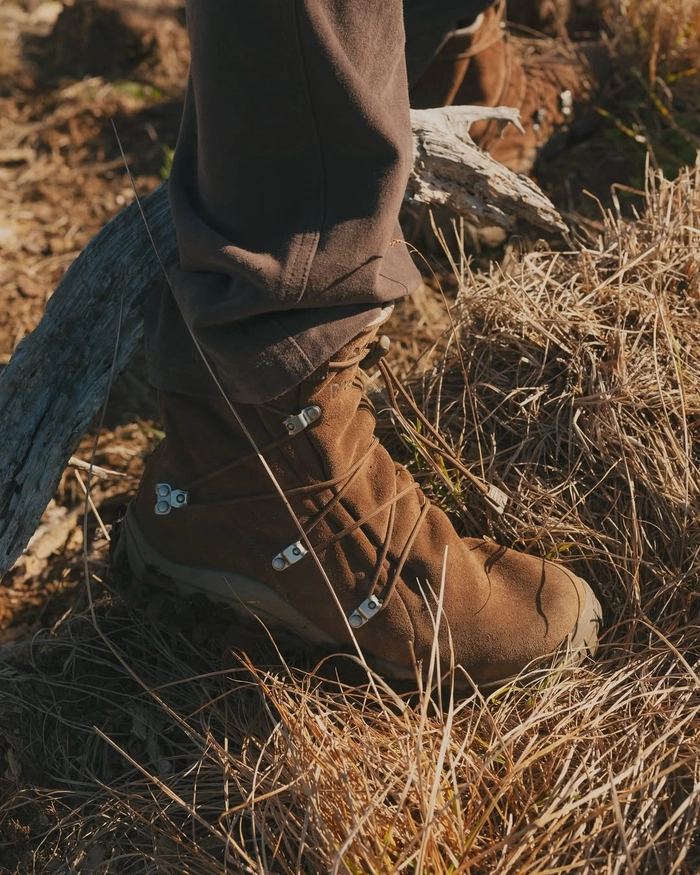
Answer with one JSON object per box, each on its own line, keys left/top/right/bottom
{"left": 409, "top": 106, "right": 566, "bottom": 232}
{"left": 0, "top": 106, "right": 566, "bottom": 577}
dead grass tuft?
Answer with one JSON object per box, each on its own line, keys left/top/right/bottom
{"left": 609, "top": 0, "right": 700, "bottom": 85}
{"left": 599, "top": 0, "right": 700, "bottom": 177}
{"left": 416, "top": 159, "right": 700, "bottom": 624}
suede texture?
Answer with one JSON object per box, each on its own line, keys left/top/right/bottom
{"left": 403, "top": 0, "right": 496, "bottom": 85}
{"left": 133, "top": 330, "right": 589, "bottom": 684}
{"left": 409, "top": 2, "right": 507, "bottom": 108}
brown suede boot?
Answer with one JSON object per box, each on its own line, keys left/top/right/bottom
{"left": 113, "top": 327, "right": 601, "bottom": 688}
{"left": 410, "top": 0, "right": 609, "bottom": 174}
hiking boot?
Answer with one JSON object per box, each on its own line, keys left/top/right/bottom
{"left": 410, "top": 0, "right": 609, "bottom": 174}
{"left": 113, "top": 326, "right": 601, "bottom": 688}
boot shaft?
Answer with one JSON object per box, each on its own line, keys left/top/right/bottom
{"left": 410, "top": 1, "right": 507, "bottom": 109}
{"left": 151, "top": 326, "right": 389, "bottom": 507}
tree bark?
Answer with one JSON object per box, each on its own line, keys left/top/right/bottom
{"left": 0, "top": 106, "right": 565, "bottom": 576}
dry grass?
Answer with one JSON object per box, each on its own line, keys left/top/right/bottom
{"left": 599, "top": 0, "right": 700, "bottom": 178}
{"left": 1, "top": 161, "right": 699, "bottom": 873}
{"left": 410, "top": 160, "right": 700, "bottom": 615}
{"left": 609, "top": 0, "right": 700, "bottom": 84}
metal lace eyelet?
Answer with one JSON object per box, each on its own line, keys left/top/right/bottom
{"left": 560, "top": 89, "right": 573, "bottom": 117}
{"left": 283, "top": 406, "right": 322, "bottom": 436}
{"left": 360, "top": 335, "right": 391, "bottom": 370}
{"left": 272, "top": 540, "right": 308, "bottom": 571}
{"left": 348, "top": 597, "right": 383, "bottom": 629}
{"left": 484, "top": 484, "right": 508, "bottom": 515}
{"left": 154, "top": 483, "right": 190, "bottom": 516}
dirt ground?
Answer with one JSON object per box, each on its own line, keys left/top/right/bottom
{"left": 0, "top": 1, "right": 698, "bottom": 869}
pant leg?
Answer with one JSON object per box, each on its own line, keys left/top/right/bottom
{"left": 146, "top": 0, "right": 421, "bottom": 405}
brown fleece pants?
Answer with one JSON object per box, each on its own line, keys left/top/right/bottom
{"left": 145, "top": 0, "right": 494, "bottom": 404}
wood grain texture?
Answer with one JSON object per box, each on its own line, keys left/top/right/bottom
{"left": 409, "top": 106, "right": 567, "bottom": 232}
{"left": 0, "top": 106, "right": 564, "bottom": 576}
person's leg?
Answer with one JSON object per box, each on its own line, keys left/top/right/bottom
{"left": 119, "top": 0, "right": 602, "bottom": 689}
{"left": 146, "top": 0, "right": 421, "bottom": 406}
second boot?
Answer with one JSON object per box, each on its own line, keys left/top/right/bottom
{"left": 410, "top": 0, "right": 609, "bottom": 174}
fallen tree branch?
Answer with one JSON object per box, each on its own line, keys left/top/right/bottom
{"left": 409, "top": 106, "right": 567, "bottom": 233}
{"left": 0, "top": 106, "right": 565, "bottom": 576}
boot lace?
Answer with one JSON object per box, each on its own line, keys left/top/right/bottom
{"left": 154, "top": 339, "right": 507, "bottom": 629}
